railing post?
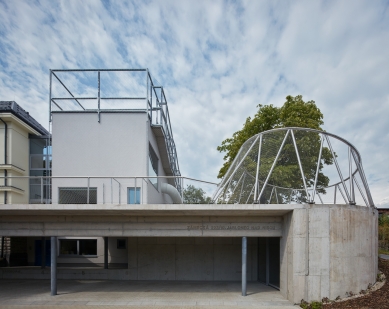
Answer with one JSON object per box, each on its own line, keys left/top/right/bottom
{"left": 87, "top": 177, "right": 90, "bottom": 204}
{"left": 41, "top": 177, "right": 43, "bottom": 204}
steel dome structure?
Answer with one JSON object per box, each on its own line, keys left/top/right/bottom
{"left": 213, "top": 127, "right": 374, "bottom": 207}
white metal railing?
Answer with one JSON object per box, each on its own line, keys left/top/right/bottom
{"left": 0, "top": 176, "right": 217, "bottom": 205}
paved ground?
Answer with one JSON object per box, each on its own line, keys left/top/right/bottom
{"left": 0, "top": 279, "right": 297, "bottom": 308}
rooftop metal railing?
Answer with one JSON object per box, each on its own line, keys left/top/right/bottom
{"left": 49, "top": 69, "right": 181, "bottom": 189}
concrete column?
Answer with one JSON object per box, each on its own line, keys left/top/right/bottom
{"left": 242, "top": 236, "right": 247, "bottom": 296}
{"left": 104, "top": 237, "right": 108, "bottom": 269}
{"left": 41, "top": 237, "right": 46, "bottom": 269}
{"left": 50, "top": 236, "right": 57, "bottom": 296}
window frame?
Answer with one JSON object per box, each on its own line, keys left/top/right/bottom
{"left": 58, "top": 238, "right": 98, "bottom": 258}
{"left": 127, "top": 187, "right": 141, "bottom": 204}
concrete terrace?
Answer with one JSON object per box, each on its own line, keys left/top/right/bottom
{"left": 0, "top": 279, "right": 297, "bottom": 308}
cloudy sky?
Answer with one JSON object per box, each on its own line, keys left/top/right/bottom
{"left": 0, "top": 0, "right": 388, "bottom": 207}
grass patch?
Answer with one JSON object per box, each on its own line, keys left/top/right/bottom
{"left": 379, "top": 248, "right": 389, "bottom": 255}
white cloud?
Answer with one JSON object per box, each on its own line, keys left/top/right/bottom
{"left": 0, "top": 0, "right": 388, "bottom": 204}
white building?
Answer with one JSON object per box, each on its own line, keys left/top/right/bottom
{"left": 0, "top": 69, "right": 378, "bottom": 304}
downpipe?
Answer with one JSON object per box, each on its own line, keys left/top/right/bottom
{"left": 0, "top": 117, "right": 7, "bottom": 204}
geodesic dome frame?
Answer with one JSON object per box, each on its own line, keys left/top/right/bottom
{"left": 213, "top": 127, "right": 374, "bottom": 207}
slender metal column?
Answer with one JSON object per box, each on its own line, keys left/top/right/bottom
{"left": 50, "top": 236, "right": 57, "bottom": 296}
{"left": 104, "top": 237, "right": 108, "bottom": 269}
{"left": 242, "top": 237, "right": 247, "bottom": 296}
{"left": 41, "top": 237, "right": 46, "bottom": 269}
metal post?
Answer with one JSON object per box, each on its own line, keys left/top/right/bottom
{"left": 49, "top": 70, "right": 52, "bottom": 124}
{"left": 348, "top": 147, "right": 355, "bottom": 204}
{"left": 325, "top": 136, "right": 351, "bottom": 202}
{"left": 253, "top": 135, "right": 263, "bottom": 203}
{"left": 312, "top": 135, "right": 324, "bottom": 203}
{"left": 119, "top": 182, "right": 121, "bottom": 205}
{"left": 291, "top": 130, "right": 309, "bottom": 199}
{"left": 50, "top": 236, "right": 57, "bottom": 296}
{"left": 41, "top": 237, "right": 46, "bottom": 269}
{"left": 98, "top": 71, "right": 101, "bottom": 123}
{"left": 242, "top": 236, "right": 247, "bottom": 296}
{"left": 87, "top": 177, "right": 90, "bottom": 204}
{"left": 41, "top": 177, "right": 43, "bottom": 204}
{"left": 257, "top": 130, "right": 290, "bottom": 203}
{"left": 104, "top": 237, "right": 108, "bottom": 269}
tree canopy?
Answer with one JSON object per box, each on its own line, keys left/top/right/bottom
{"left": 217, "top": 95, "right": 325, "bottom": 179}
{"left": 183, "top": 185, "right": 212, "bottom": 204}
{"left": 216, "top": 95, "right": 334, "bottom": 204}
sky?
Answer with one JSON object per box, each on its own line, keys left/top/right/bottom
{"left": 0, "top": 0, "right": 388, "bottom": 207}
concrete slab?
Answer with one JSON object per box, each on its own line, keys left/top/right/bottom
{"left": 379, "top": 254, "right": 389, "bottom": 260}
{"left": 0, "top": 279, "right": 298, "bottom": 308}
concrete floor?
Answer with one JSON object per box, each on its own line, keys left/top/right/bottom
{"left": 0, "top": 279, "right": 297, "bottom": 308}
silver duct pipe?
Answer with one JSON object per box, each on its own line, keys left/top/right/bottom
{"left": 161, "top": 182, "right": 183, "bottom": 204}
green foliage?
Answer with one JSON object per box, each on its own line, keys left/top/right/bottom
{"left": 379, "top": 214, "right": 389, "bottom": 251}
{"left": 216, "top": 95, "right": 333, "bottom": 202}
{"left": 300, "top": 300, "right": 323, "bottom": 309}
{"left": 217, "top": 95, "right": 326, "bottom": 179}
{"left": 183, "top": 185, "right": 212, "bottom": 204}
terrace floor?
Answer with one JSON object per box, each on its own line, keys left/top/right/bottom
{"left": 0, "top": 279, "right": 297, "bottom": 308}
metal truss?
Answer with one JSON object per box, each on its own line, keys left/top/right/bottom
{"left": 48, "top": 69, "right": 181, "bottom": 189}
{"left": 213, "top": 127, "right": 375, "bottom": 207}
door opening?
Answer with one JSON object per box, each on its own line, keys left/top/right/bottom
{"left": 258, "top": 237, "right": 280, "bottom": 289}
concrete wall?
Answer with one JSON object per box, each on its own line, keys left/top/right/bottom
{"left": 127, "top": 237, "right": 258, "bottom": 281}
{"left": 280, "top": 204, "right": 378, "bottom": 303}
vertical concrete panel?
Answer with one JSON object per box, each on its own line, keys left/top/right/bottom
{"left": 127, "top": 237, "right": 137, "bottom": 280}
{"left": 138, "top": 244, "right": 175, "bottom": 280}
{"left": 175, "top": 244, "right": 214, "bottom": 280}
{"left": 214, "top": 244, "right": 241, "bottom": 281}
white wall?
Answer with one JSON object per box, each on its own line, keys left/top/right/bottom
{"left": 52, "top": 112, "right": 163, "bottom": 204}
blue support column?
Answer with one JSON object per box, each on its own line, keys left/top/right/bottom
{"left": 242, "top": 236, "right": 247, "bottom": 296}
{"left": 51, "top": 236, "right": 57, "bottom": 296}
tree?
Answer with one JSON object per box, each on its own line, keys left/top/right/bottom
{"left": 216, "top": 95, "right": 334, "bottom": 203}
{"left": 183, "top": 185, "right": 212, "bottom": 204}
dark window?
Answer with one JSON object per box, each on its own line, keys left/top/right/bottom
{"left": 59, "top": 240, "right": 78, "bottom": 255}
{"left": 59, "top": 239, "right": 97, "bottom": 256}
{"left": 117, "top": 239, "right": 126, "bottom": 249}
{"left": 59, "top": 187, "right": 97, "bottom": 204}
{"left": 79, "top": 239, "right": 97, "bottom": 255}
{"left": 149, "top": 144, "right": 158, "bottom": 188}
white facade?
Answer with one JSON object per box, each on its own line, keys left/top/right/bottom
{"left": 51, "top": 111, "right": 173, "bottom": 205}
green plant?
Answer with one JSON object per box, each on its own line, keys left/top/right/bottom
{"left": 299, "top": 299, "right": 323, "bottom": 309}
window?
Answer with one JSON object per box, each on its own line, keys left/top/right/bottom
{"left": 117, "top": 239, "right": 126, "bottom": 249}
{"left": 148, "top": 144, "right": 158, "bottom": 188}
{"left": 128, "top": 187, "right": 140, "bottom": 204}
{"left": 59, "top": 239, "right": 97, "bottom": 256}
{"left": 59, "top": 187, "right": 97, "bottom": 204}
